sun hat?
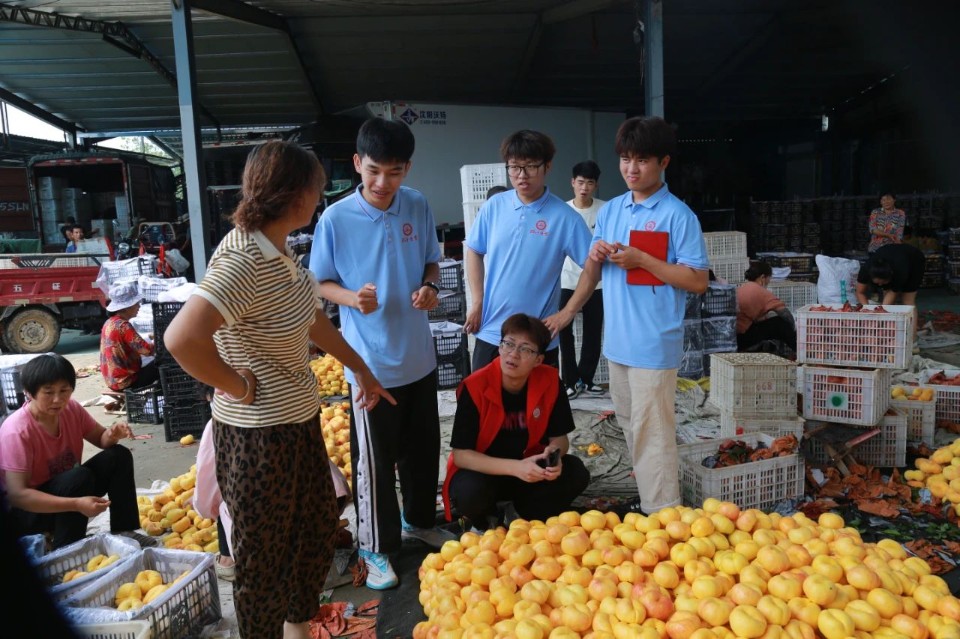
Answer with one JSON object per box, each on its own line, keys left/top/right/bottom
{"left": 106, "top": 281, "right": 142, "bottom": 312}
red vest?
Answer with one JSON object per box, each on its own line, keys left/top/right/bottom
{"left": 442, "top": 357, "right": 560, "bottom": 520}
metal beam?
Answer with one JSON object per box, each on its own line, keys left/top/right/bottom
{"left": 190, "top": 0, "right": 324, "bottom": 114}
{"left": 642, "top": 0, "right": 664, "bottom": 117}
{"left": 0, "top": 86, "right": 76, "bottom": 134}
{"left": 513, "top": 17, "right": 543, "bottom": 96}
{"left": 148, "top": 135, "right": 182, "bottom": 161}
{"left": 0, "top": 4, "right": 221, "bottom": 130}
{"left": 171, "top": 0, "right": 211, "bottom": 280}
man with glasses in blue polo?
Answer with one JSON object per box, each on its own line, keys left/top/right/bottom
{"left": 463, "top": 130, "right": 592, "bottom": 371}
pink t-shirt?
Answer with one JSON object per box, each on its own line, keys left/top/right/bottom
{"left": 0, "top": 400, "right": 99, "bottom": 489}
{"left": 736, "top": 281, "right": 786, "bottom": 334}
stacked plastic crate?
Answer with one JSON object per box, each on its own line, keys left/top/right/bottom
{"left": 430, "top": 261, "right": 470, "bottom": 390}
{"left": 459, "top": 163, "right": 507, "bottom": 321}
{"left": 679, "top": 352, "right": 804, "bottom": 509}
{"left": 756, "top": 252, "right": 818, "bottom": 283}
{"left": 947, "top": 227, "right": 960, "bottom": 293}
{"left": 150, "top": 302, "right": 211, "bottom": 441}
{"left": 796, "top": 304, "right": 914, "bottom": 466}
{"left": 681, "top": 283, "right": 738, "bottom": 379}
{"left": 765, "top": 279, "right": 818, "bottom": 313}
{"left": 704, "top": 231, "right": 749, "bottom": 284}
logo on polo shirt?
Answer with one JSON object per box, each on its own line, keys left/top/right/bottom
{"left": 530, "top": 219, "right": 549, "bottom": 236}
{"left": 401, "top": 222, "right": 418, "bottom": 243}
{"left": 644, "top": 220, "right": 656, "bottom": 231}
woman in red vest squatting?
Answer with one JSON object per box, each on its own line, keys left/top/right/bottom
{"left": 443, "top": 314, "right": 590, "bottom": 529}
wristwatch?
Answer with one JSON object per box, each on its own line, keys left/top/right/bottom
{"left": 422, "top": 280, "right": 440, "bottom": 293}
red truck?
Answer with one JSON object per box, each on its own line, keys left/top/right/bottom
{"left": 0, "top": 253, "right": 109, "bottom": 353}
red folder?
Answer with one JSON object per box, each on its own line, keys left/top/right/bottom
{"left": 626, "top": 230, "right": 669, "bottom": 285}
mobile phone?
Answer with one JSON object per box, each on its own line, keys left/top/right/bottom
{"left": 537, "top": 448, "right": 561, "bottom": 468}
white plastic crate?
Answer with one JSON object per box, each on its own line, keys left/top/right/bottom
{"left": 801, "top": 365, "right": 892, "bottom": 426}
{"left": 460, "top": 163, "right": 507, "bottom": 202}
{"left": 919, "top": 369, "right": 960, "bottom": 425}
{"left": 679, "top": 433, "right": 805, "bottom": 510}
{"left": 63, "top": 548, "right": 220, "bottom": 639}
{"left": 569, "top": 313, "right": 609, "bottom": 385}
{"left": 703, "top": 231, "right": 747, "bottom": 261}
{"left": 34, "top": 533, "right": 141, "bottom": 601}
{"left": 766, "top": 280, "right": 817, "bottom": 313}
{"left": 711, "top": 256, "right": 750, "bottom": 284}
{"left": 719, "top": 414, "right": 805, "bottom": 439}
{"left": 137, "top": 276, "right": 188, "bottom": 303}
{"left": 75, "top": 621, "right": 151, "bottom": 639}
{"left": 708, "top": 352, "right": 797, "bottom": 418}
{"left": 795, "top": 304, "right": 914, "bottom": 369}
{"left": 804, "top": 410, "right": 907, "bottom": 467}
{"left": 890, "top": 386, "right": 937, "bottom": 445}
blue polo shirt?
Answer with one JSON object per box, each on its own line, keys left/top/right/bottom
{"left": 596, "top": 184, "right": 709, "bottom": 369}
{"left": 310, "top": 185, "right": 442, "bottom": 388}
{"left": 465, "top": 188, "right": 592, "bottom": 350}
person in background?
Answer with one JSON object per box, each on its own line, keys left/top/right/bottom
{"left": 868, "top": 192, "right": 906, "bottom": 252}
{"left": 310, "top": 118, "right": 449, "bottom": 591}
{"left": 559, "top": 160, "right": 607, "bottom": 399}
{"left": 100, "top": 281, "right": 158, "bottom": 392}
{"left": 164, "top": 141, "right": 394, "bottom": 639}
{"left": 486, "top": 185, "right": 508, "bottom": 199}
{"left": 0, "top": 354, "right": 144, "bottom": 550}
{"left": 736, "top": 261, "right": 797, "bottom": 352}
{"left": 463, "top": 130, "right": 592, "bottom": 371}
{"left": 548, "top": 116, "right": 709, "bottom": 515}
{"left": 64, "top": 224, "right": 84, "bottom": 253}
{"left": 855, "top": 242, "right": 925, "bottom": 344}
{"left": 443, "top": 314, "right": 589, "bottom": 530}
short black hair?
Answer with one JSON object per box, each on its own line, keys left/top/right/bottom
{"left": 615, "top": 116, "right": 677, "bottom": 160}
{"left": 486, "top": 185, "right": 508, "bottom": 199}
{"left": 500, "top": 314, "right": 551, "bottom": 355}
{"left": 21, "top": 354, "right": 76, "bottom": 396}
{"left": 880, "top": 191, "right": 897, "bottom": 200}
{"left": 745, "top": 261, "right": 773, "bottom": 282}
{"left": 572, "top": 161, "right": 601, "bottom": 181}
{"left": 500, "top": 130, "right": 556, "bottom": 164}
{"left": 869, "top": 258, "right": 894, "bottom": 282}
{"left": 356, "top": 118, "right": 415, "bottom": 163}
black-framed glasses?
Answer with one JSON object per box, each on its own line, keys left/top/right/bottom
{"left": 499, "top": 340, "right": 539, "bottom": 359}
{"left": 506, "top": 163, "right": 545, "bottom": 177}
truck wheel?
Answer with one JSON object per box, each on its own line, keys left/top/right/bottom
{"left": 4, "top": 308, "right": 62, "bottom": 354}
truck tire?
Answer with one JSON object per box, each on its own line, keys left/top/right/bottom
{"left": 4, "top": 308, "right": 62, "bottom": 354}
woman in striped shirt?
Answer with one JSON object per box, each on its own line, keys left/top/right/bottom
{"left": 165, "top": 141, "right": 394, "bottom": 639}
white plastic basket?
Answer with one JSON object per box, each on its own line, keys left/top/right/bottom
{"left": 801, "top": 366, "right": 892, "bottom": 426}
{"left": 34, "top": 533, "right": 141, "bottom": 601}
{"left": 766, "top": 280, "right": 817, "bottom": 313}
{"left": 795, "top": 304, "right": 914, "bottom": 369}
{"left": 460, "top": 163, "right": 507, "bottom": 202}
{"left": 804, "top": 410, "right": 907, "bottom": 467}
{"left": 75, "top": 620, "right": 152, "bottom": 639}
{"left": 890, "top": 386, "right": 937, "bottom": 445}
{"left": 570, "top": 313, "right": 609, "bottom": 385}
{"left": 919, "top": 369, "right": 960, "bottom": 425}
{"left": 703, "top": 231, "right": 747, "bottom": 261}
{"left": 708, "top": 352, "right": 797, "bottom": 418}
{"left": 719, "top": 414, "right": 805, "bottom": 439}
{"left": 678, "top": 433, "right": 805, "bottom": 510}
{"left": 711, "top": 256, "right": 750, "bottom": 285}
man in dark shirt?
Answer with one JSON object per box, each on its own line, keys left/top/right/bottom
{"left": 442, "top": 314, "right": 589, "bottom": 530}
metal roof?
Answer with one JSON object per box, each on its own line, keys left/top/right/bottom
{"left": 0, "top": 0, "right": 955, "bottom": 137}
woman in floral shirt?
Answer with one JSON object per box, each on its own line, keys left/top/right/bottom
{"left": 100, "top": 281, "right": 157, "bottom": 391}
{"left": 868, "top": 192, "right": 906, "bottom": 252}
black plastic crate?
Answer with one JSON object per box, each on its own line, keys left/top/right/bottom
{"left": 684, "top": 292, "right": 702, "bottom": 320}
{"left": 0, "top": 366, "right": 25, "bottom": 412}
{"left": 152, "top": 302, "right": 185, "bottom": 367}
{"left": 428, "top": 293, "right": 466, "bottom": 322}
{"left": 125, "top": 383, "right": 163, "bottom": 425}
{"left": 434, "top": 331, "right": 468, "bottom": 361}
{"left": 437, "top": 356, "right": 470, "bottom": 390}
{"left": 683, "top": 320, "right": 704, "bottom": 352}
{"left": 921, "top": 271, "right": 945, "bottom": 289}
{"left": 702, "top": 317, "right": 737, "bottom": 352}
{"left": 437, "top": 262, "right": 464, "bottom": 292}
{"left": 159, "top": 365, "right": 206, "bottom": 407}
{"left": 702, "top": 284, "right": 737, "bottom": 318}
{"left": 163, "top": 400, "right": 211, "bottom": 442}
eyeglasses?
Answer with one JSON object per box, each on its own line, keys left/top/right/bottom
{"left": 499, "top": 340, "right": 539, "bottom": 359}
{"left": 506, "top": 163, "right": 545, "bottom": 177}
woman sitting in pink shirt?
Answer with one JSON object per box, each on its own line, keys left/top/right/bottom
{"left": 736, "top": 262, "right": 796, "bottom": 353}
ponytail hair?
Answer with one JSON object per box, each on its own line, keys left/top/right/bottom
{"left": 744, "top": 260, "right": 773, "bottom": 282}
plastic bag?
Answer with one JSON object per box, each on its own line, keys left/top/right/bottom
{"left": 164, "top": 248, "right": 190, "bottom": 274}
{"left": 815, "top": 254, "right": 860, "bottom": 305}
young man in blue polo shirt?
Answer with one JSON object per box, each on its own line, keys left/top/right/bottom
{"left": 310, "top": 118, "right": 448, "bottom": 590}
{"left": 547, "top": 116, "right": 709, "bottom": 513}
{"left": 463, "top": 130, "right": 592, "bottom": 372}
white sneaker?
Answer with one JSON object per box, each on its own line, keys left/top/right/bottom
{"left": 358, "top": 549, "right": 398, "bottom": 590}
{"left": 400, "top": 514, "right": 457, "bottom": 549}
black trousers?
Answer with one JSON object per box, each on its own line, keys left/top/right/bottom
{"left": 349, "top": 370, "right": 440, "bottom": 554}
{"left": 472, "top": 339, "right": 559, "bottom": 372}
{"left": 8, "top": 445, "right": 139, "bottom": 550}
{"left": 737, "top": 316, "right": 797, "bottom": 351}
{"left": 558, "top": 288, "right": 604, "bottom": 389}
{"left": 449, "top": 455, "right": 590, "bottom": 527}
{"left": 127, "top": 361, "right": 160, "bottom": 390}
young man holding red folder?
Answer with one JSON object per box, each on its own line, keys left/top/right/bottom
{"left": 546, "top": 116, "right": 709, "bottom": 514}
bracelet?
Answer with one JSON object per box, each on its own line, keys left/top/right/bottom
{"left": 227, "top": 373, "right": 251, "bottom": 403}
{"left": 422, "top": 281, "right": 440, "bottom": 293}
